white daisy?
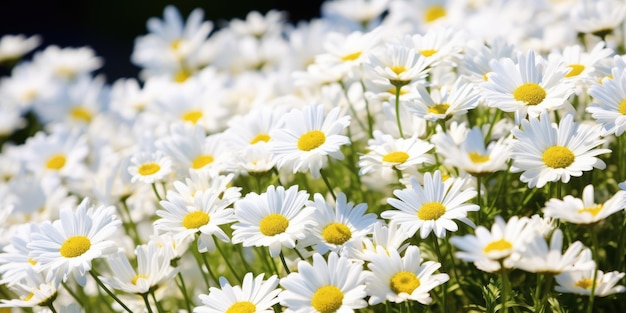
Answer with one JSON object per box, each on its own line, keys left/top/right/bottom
{"left": 358, "top": 130, "right": 435, "bottom": 176}
{"left": 27, "top": 198, "right": 121, "bottom": 286}
{"left": 547, "top": 41, "right": 614, "bottom": 86}
{"left": 31, "top": 45, "right": 102, "bottom": 81}
{"left": 231, "top": 185, "right": 315, "bottom": 257}
{"left": 587, "top": 64, "right": 626, "bottom": 136}
{"left": 303, "top": 192, "right": 378, "bottom": 255}
{"left": 0, "top": 267, "right": 58, "bottom": 309}
{"left": 195, "top": 272, "right": 281, "bottom": 313}
{"left": 0, "top": 34, "right": 41, "bottom": 64}
{"left": 352, "top": 220, "right": 411, "bottom": 263}
{"left": 269, "top": 103, "right": 351, "bottom": 179}
{"left": 510, "top": 110, "right": 610, "bottom": 188}
{"left": 406, "top": 77, "right": 480, "bottom": 122}
{"left": 279, "top": 252, "right": 368, "bottom": 312}
{"left": 569, "top": 0, "right": 626, "bottom": 37}
{"left": 450, "top": 215, "right": 531, "bottom": 273}
{"left": 365, "top": 245, "right": 449, "bottom": 305}
{"left": 382, "top": 171, "right": 479, "bottom": 239}
{"left": 128, "top": 150, "right": 173, "bottom": 184}
{"left": 0, "top": 223, "right": 41, "bottom": 284}
{"left": 555, "top": 250, "right": 626, "bottom": 297}
{"left": 481, "top": 50, "right": 575, "bottom": 124}
{"left": 542, "top": 184, "right": 626, "bottom": 224}
{"left": 362, "top": 40, "right": 431, "bottom": 89}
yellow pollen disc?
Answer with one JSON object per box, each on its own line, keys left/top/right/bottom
{"left": 22, "top": 89, "right": 38, "bottom": 101}
{"left": 174, "top": 68, "right": 192, "bottom": 83}
{"left": 55, "top": 66, "right": 76, "bottom": 79}
{"left": 566, "top": 64, "right": 585, "bottom": 77}
{"left": 468, "top": 152, "right": 490, "bottom": 163}
{"left": 132, "top": 274, "right": 148, "bottom": 285}
{"left": 297, "top": 130, "right": 326, "bottom": 151}
{"left": 391, "top": 65, "right": 407, "bottom": 75}
{"left": 542, "top": 146, "right": 575, "bottom": 169}
{"left": 390, "top": 271, "right": 421, "bottom": 294}
{"left": 70, "top": 107, "right": 93, "bottom": 122}
{"left": 60, "top": 235, "right": 91, "bottom": 258}
{"left": 182, "top": 211, "right": 210, "bottom": 229}
{"left": 192, "top": 155, "right": 214, "bottom": 169}
{"left": 170, "top": 39, "right": 183, "bottom": 51}
{"left": 577, "top": 204, "right": 603, "bottom": 217}
{"left": 483, "top": 239, "right": 513, "bottom": 253}
{"left": 322, "top": 223, "right": 352, "bottom": 245}
{"left": 46, "top": 154, "right": 67, "bottom": 170}
{"left": 382, "top": 151, "right": 410, "bottom": 163}
{"left": 513, "top": 83, "right": 546, "bottom": 106}
{"left": 341, "top": 51, "right": 362, "bottom": 62}
{"left": 428, "top": 103, "right": 450, "bottom": 115}
{"left": 138, "top": 162, "right": 161, "bottom": 176}
{"left": 24, "top": 293, "right": 34, "bottom": 301}
{"left": 424, "top": 5, "right": 446, "bottom": 23}
{"left": 387, "top": 87, "right": 409, "bottom": 95}
{"left": 418, "top": 202, "right": 446, "bottom": 220}
{"left": 181, "top": 110, "right": 203, "bottom": 123}
{"left": 311, "top": 285, "right": 344, "bottom": 313}
{"left": 575, "top": 278, "right": 594, "bottom": 289}
{"left": 226, "top": 301, "right": 257, "bottom": 313}
{"left": 618, "top": 99, "right": 626, "bottom": 115}
{"left": 28, "top": 258, "right": 37, "bottom": 266}
{"left": 420, "top": 49, "right": 438, "bottom": 57}
{"left": 259, "top": 213, "right": 289, "bottom": 236}
{"left": 250, "top": 133, "right": 271, "bottom": 144}
{"left": 483, "top": 72, "right": 490, "bottom": 81}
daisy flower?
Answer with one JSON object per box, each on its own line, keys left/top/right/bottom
{"left": 431, "top": 124, "right": 511, "bottom": 177}
{"left": 362, "top": 40, "right": 431, "bottom": 89}
{"left": 409, "top": 26, "right": 465, "bottom": 67}
{"left": 155, "top": 189, "right": 236, "bottom": 253}
{"left": 0, "top": 267, "right": 58, "bottom": 309}
{"left": 302, "top": 192, "right": 378, "bottom": 255}
{"left": 0, "top": 34, "right": 41, "bottom": 64}
{"left": 128, "top": 150, "right": 173, "bottom": 184}
{"left": 510, "top": 110, "right": 610, "bottom": 188}
{"left": 450, "top": 215, "right": 531, "bottom": 272}
{"left": 547, "top": 41, "right": 614, "bottom": 86}
{"left": 320, "top": 0, "right": 390, "bottom": 30}
{"left": 365, "top": 245, "right": 449, "bottom": 305}
{"left": 279, "top": 252, "right": 368, "bottom": 312}
{"left": 481, "top": 50, "right": 575, "bottom": 124}
{"left": 587, "top": 65, "right": 626, "bottom": 136}
{"left": 542, "top": 184, "right": 626, "bottom": 224}
{"left": 195, "top": 272, "right": 281, "bottom": 313}
{"left": 358, "top": 130, "right": 434, "bottom": 176}
{"left": 32, "top": 45, "right": 102, "bottom": 81}
{"left": 27, "top": 198, "right": 121, "bottom": 286}
{"left": 382, "top": 171, "right": 479, "bottom": 239}
{"left": 100, "top": 240, "right": 176, "bottom": 295}
{"left": 352, "top": 220, "right": 411, "bottom": 262}
{"left": 555, "top": 250, "right": 626, "bottom": 297}
{"left": 231, "top": 185, "right": 315, "bottom": 257}
{"left": 569, "top": 0, "right": 626, "bottom": 37}
{"left": 0, "top": 223, "right": 41, "bottom": 284}
{"left": 269, "top": 103, "right": 351, "bottom": 179}
{"left": 406, "top": 77, "right": 480, "bottom": 122}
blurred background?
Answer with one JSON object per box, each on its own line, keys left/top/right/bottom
{"left": 0, "top": 0, "right": 324, "bottom": 82}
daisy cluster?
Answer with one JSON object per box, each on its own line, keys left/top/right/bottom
{"left": 2, "top": 0, "right": 626, "bottom": 312}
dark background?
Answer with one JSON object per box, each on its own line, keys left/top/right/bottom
{"left": 0, "top": 0, "right": 325, "bottom": 82}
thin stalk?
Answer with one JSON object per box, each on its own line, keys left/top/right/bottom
{"left": 214, "top": 236, "right": 242, "bottom": 283}
{"left": 293, "top": 247, "right": 306, "bottom": 261}
{"left": 237, "top": 244, "right": 253, "bottom": 272}
{"left": 359, "top": 79, "right": 375, "bottom": 138}
{"left": 279, "top": 251, "right": 291, "bottom": 274}
{"left": 176, "top": 271, "right": 193, "bottom": 313}
{"left": 190, "top": 244, "right": 212, "bottom": 290}
{"left": 120, "top": 198, "right": 142, "bottom": 245}
{"left": 476, "top": 175, "right": 483, "bottom": 225}
{"left": 484, "top": 109, "right": 503, "bottom": 145}
{"left": 61, "top": 281, "right": 85, "bottom": 308}
{"left": 89, "top": 270, "right": 133, "bottom": 313}
{"left": 339, "top": 80, "right": 369, "bottom": 134}
{"left": 151, "top": 183, "right": 163, "bottom": 201}
{"left": 394, "top": 85, "right": 405, "bottom": 138}
{"left": 150, "top": 290, "right": 165, "bottom": 313}
{"left": 500, "top": 264, "right": 510, "bottom": 313}
{"left": 535, "top": 273, "right": 554, "bottom": 313}
{"left": 319, "top": 168, "right": 337, "bottom": 200}
{"left": 46, "top": 304, "right": 58, "bottom": 313}
{"left": 587, "top": 226, "right": 600, "bottom": 313}
{"left": 141, "top": 293, "right": 155, "bottom": 313}
{"left": 431, "top": 234, "right": 448, "bottom": 313}
{"left": 200, "top": 251, "right": 220, "bottom": 285}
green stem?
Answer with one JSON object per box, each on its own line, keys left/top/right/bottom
{"left": 360, "top": 79, "right": 375, "bottom": 138}
{"left": 176, "top": 271, "right": 192, "bottom": 313}
{"left": 120, "top": 198, "right": 142, "bottom": 246}
{"left": 200, "top": 251, "right": 220, "bottom": 285}
{"left": 319, "top": 168, "right": 337, "bottom": 200}
{"left": 141, "top": 293, "right": 155, "bottom": 313}
{"left": 394, "top": 85, "right": 405, "bottom": 138}
{"left": 214, "top": 236, "right": 242, "bottom": 283}
{"left": 151, "top": 183, "right": 163, "bottom": 202}
{"left": 339, "top": 81, "right": 369, "bottom": 134}
{"left": 46, "top": 303, "right": 58, "bottom": 313}
{"left": 150, "top": 290, "right": 165, "bottom": 313}
{"left": 587, "top": 226, "right": 600, "bottom": 313}
{"left": 279, "top": 251, "right": 291, "bottom": 274}
{"left": 431, "top": 234, "right": 448, "bottom": 313}
{"left": 500, "top": 264, "right": 510, "bottom": 313}
{"left": 89, "top": 270, "right": 133, "bottom": 313}
{"left": 476, "top": 175, "right": 483, "bottom": 225}
{"left": 484, "top": 109, "right": 503, "bottom": 145}
{"left": 293, "top": 247, "right": 306, "bottom": 261}
{"left": 237, "top": 244, "right": 253, "bottom": 273}
{"left": 61, "top": 281, "right": 85, "bottom": 308}
{"left": 536, "top": 273, "right": 554, "bottom": 313}
{"left": 190, "top": 243, "right": 212, "bottom": 290}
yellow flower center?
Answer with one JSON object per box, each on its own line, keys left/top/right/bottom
{"left": 174, "top": 68, "right": 192, "bottom": 83}
{"left": 70, "top": 107, "right": 93, "bottom": 122}
{"left": 311, "top": 285, "right": 344, "bottom": 313}
{"left": 132, "top": 274, "right": 148, "bottom": 285}
{"left": 60, "top": 235, "right": 91, "bottom": 258}
{"left": 577, "top": 204, "right": 603, "bottom": 217}
{"left": 171, "top": 39, "right": 183, "bottom": 51}
{"left": 418, "top": 202, "right": 446, "bottom": 220}
{"left": 24, "top": 293, "right": 34, "bottom": 301}
{"left": 566, "top": 64, "right": 585, "bottom": 77}
{"left": 468, "top": 152, "right": 490, "bottom": 163}
{"left": 424, "top": 5, "right": 446, "bottom": 23}
{"left": 391, "top": 65, "right": 407, "bottom": 75}
{"left": 483, "top": 239, "right": 513, "bottom": 253}
{"left": 618, "top": 99, "right": 626, "bottom": 115}
{"left": 420, "top": 49, "right": 438, "bottom": 57}
{"left": 138, "top": 163, "right": 161, "bottom": 176}
{"left": 297, "top": 130, "right": 326, "bottom": 151}
{"left": 542, "top": 146, "right": 575, "bottom": 169}
{"left": 226, "top": 301, "right": 257, "bottom": 313}
{"left": 341, "top": 51, "right": 362, "bottom": 62}
{"left": 250, "top": 133, "right": 271, "bottom": 144}
{"left": 259, "top": 213, "right": 289, "bottom": 236}
{"left": 483, "top": 72, "right": 490, "bottom": 81}
{"left": 575, "top": 278, "right": 594, "bottom": 289}
{"left": 513, "top": 83, "right": 546, "bottom": 106}
{"left": 428, "top": 103, "right": 450, "bottom": 115}
{"left": 382, "top": 151, "right": 409, "bottom": 163}
{"left": 191, "top": 155, "right": 214, "bottom": 169}
{"left": 181, "top": 110, "right": 203, "bottom": 123}
{"left": 390, "top": 271, "right": 421, "bottom": 294}
{"left": 46, "top": 154, "right": 67, "bottom": 170}
{"left": 28, "top": 258, "right": 37, "bottom": 266}
{"left": 182, "top": 211, "right": 210, "bottom": 229}
{"left": 322, "top": 223, "right": 352, "bottom": 245}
